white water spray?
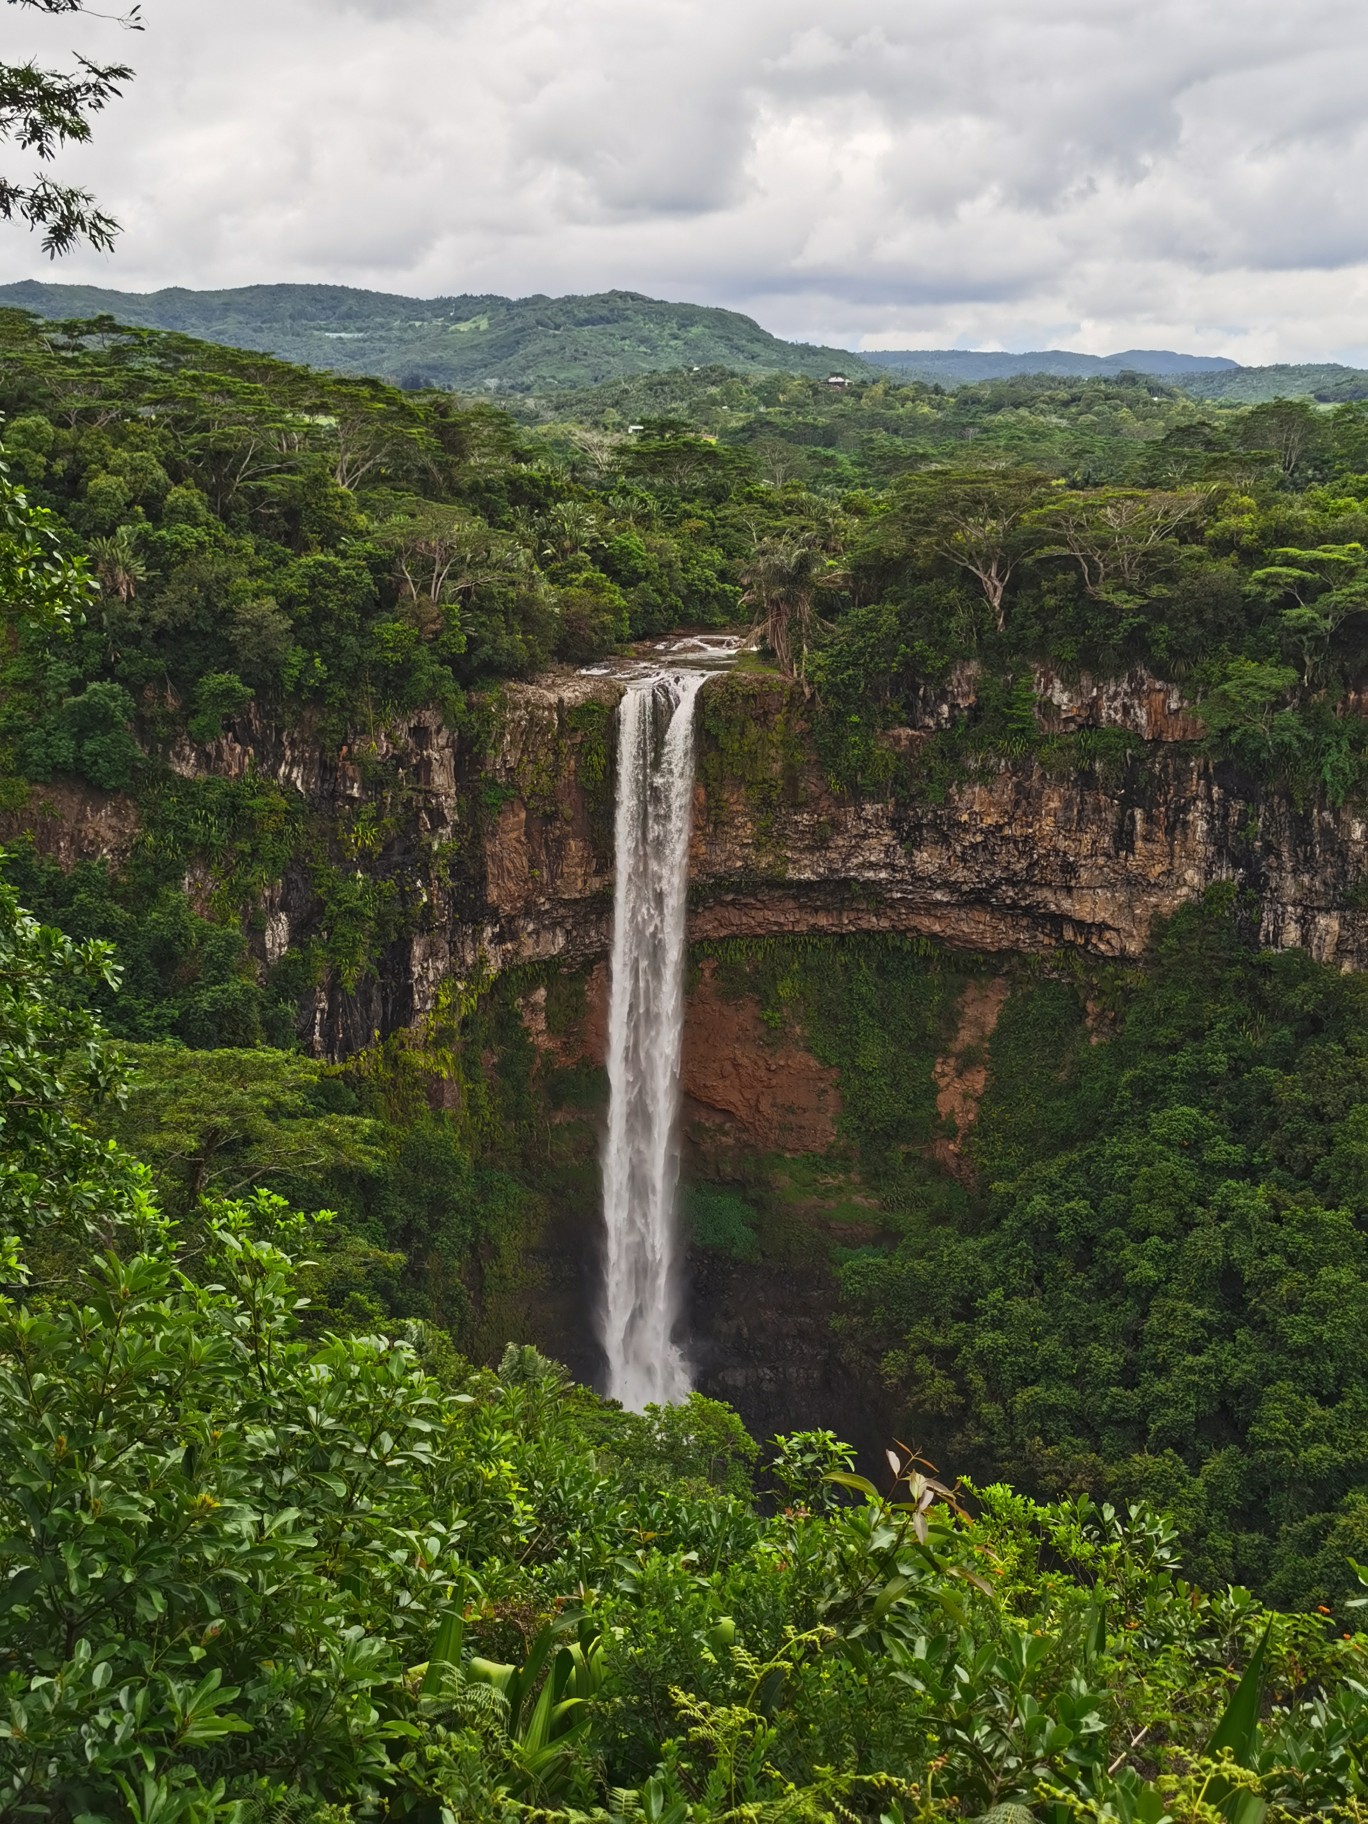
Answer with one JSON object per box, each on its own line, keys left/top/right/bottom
{"left": 601, "top": 668, "right": 708, "bottom": 1410}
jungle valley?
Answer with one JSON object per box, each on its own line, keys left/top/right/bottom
{"left": 3, "top": 302, "right": 1368, "bottom": 1822}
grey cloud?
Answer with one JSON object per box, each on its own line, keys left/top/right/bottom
{"left": 4, "top": 0, "right": 1368, "bottom": 361}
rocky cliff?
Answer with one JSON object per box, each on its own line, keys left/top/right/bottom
{"left": 485, "top": 665, "right": 1365, "bottom": 980}
{"left": 8, "top": 662, "right": 1363, "bottom": 1450}
{"left": 9, "top": 663, "right": 1365, "bottom": 1063}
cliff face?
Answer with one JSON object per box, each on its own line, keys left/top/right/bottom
{"left": 10, "top": 664, "right": 1363, "bottom": 1450}
{"left": 8, "top": 664, "right": 1366, "bottom": 1059}
{"left": 468, "top": 666, "right": 1368, "bottom": 1008}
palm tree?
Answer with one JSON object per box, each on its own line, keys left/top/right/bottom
{"left": 739, "top": 520, "right": 848, "bottom": 687}
{"left": 541, "top": 500, "right": 600, "bottom": 563}
{"left": 89, "top": 525, "right": 146, "bottom": 604}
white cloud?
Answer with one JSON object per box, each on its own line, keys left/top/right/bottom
{"left": 4, "top": 0, "right": 1368, "bottom": 361}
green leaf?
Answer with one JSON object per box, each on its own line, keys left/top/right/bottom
{"left": 871, "top": 1573, "right": 912, "bottom": 1620}
{"left": 822, "top": 1470, "right": 881, "bottom": 1501}
{"left": 707, "top": 1617, "right": 736, "bottom": 1654}
{"left": 1206, "top": 1624, "right": 1271, "bottom": 1766}
{"left": 421, "top": 1608, "right": 465, "bottom": 1697}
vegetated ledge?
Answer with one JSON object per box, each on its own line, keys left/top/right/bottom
{"left": 5, "top": 665, "right": 1366, "bottom": 1062}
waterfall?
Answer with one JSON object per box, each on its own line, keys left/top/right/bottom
{"left": 601, "top": 668, "right": 707, "bottom": 1410}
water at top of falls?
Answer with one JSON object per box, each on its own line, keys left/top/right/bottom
{"left": 579, "top": 631, "right": 747, "bottom": 680}
{"left": 600, "top": 644, "right": 735, "bottom": 1411}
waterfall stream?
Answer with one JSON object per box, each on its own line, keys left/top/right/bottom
{"left": 601, "top": 668, "right": 708, "bottom": 1410}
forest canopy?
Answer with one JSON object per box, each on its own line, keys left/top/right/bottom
{"left": 2, "top": 315, "right": 1368, "bottom": 1821}
{"left": 2, "top": 309, "right": 1367, "bottom": 801}
{"left": 4, "top": 878, "right": 1368, "bottom": 1823}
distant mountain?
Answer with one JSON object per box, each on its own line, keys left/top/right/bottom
{"left": 862, "top": 348, "right": 1239, "bottom": 383}
{"left": 4, "top": 280, "right": 1364, "bottom": 403}
{"left": 858, "top": 346, "right": 1368, "bottom": 401}
{"left": 1171, "top": 363, "right": 1368, "bottom": 404}
{"left": 0, "top": 281, "right": 870, "bottom": 391}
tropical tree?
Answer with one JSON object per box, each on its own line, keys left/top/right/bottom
{"left": 102, "top": 1043, "right": 386, "bottom": 1215}
{"left": 1029, "top": 485, "right": 1210, "bottom": 600}
{"left": 541, "top": 499, "right": 600, "bottom": 563}
{"left": 88, "top": 523, "right": 145, "bottom": 604}
{"left": 740, "top": 514, "right": 848, "bottom": 684}
{"left": 1249, "top": 543, "right": 1368, "bottom": 684}
{"left": 891, "top": 469, "right": 1050, "bottom": 631}
{"left": 381, "top": 501, "right": 534, "bottom": 644}
{"left": 1236, "top": 399, "right": 1327, "bottom": 481}
{"left": 1194, "top": 658, "right": 1308, "bottom": 776}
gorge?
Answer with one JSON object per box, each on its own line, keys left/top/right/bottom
{"left": 5, "top": 306, "right": 1368, "bottom": 1665}
{"left": 8, "top": 657, "right": 1366, "bottom": 1463}
{"left": 5, "top": 127, "right": 1368, "bottom": 1795}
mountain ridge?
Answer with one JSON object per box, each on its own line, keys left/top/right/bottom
{"left": 2, "top": 279, "right": 1366, "bottom": 402}
{"left": 0, "top": 279, "right": 869, "bottom": 391}
{"left": 862, "top": 346, "right": 1239, "bottom": 381}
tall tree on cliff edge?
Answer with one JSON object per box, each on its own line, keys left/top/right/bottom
{"left": 1, "top": 0, "right": 141, "bottom": 256}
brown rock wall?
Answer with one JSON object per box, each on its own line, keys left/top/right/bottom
{"left": 1, "top": 780, "right": 141, "bottom": 871}
{"left": 931, "top": 976, "right": 1011, "bottom": 1180}
{"left": 13, "top": 666, "right": 1368, "bottom": 1060}
{"left": 681, "top": 960, "right": 841, "bottom": 1154}
{"left": 517, "top": 959, "right": 839, "bottom": 1155}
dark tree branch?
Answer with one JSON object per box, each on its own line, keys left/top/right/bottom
{"left": 0, "top": 172, "right": 119, "bottom": 254}
{"left": 1, "top": 59, "right": 135, "bottom": 157}
{"left": 1, "top": 1, "right": 140, "bottom": 255}
{"left": 8, "top": 1, "right": 143, "bottom": 25}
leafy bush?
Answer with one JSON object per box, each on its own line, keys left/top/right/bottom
{"left": 4, "top": 888, "right": 1368, "bottom": 1820}
{"left": 684, "top": 1182, "right": 761, "bottom": 1260}
{"left": 24, "top": 681, "right": 142, "bottom": 792}
{"left": 187, "top": 671, "right": 253, "bottom": 744}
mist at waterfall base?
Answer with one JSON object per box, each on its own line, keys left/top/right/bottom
{"left": 600, "top": 669, "right": 708, "bottom": 1411}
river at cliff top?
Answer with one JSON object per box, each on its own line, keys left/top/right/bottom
{"left": 578, "top": 632, "right": 747, "bottom": 680}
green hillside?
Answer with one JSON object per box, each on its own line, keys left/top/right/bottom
{"left": 0, "top": 279, "right": 869, "bottom": 391}
{"left": 5, "top": 278, "right": 1364, "bottom": 402}
{"left": 1175, "top": 361, "right": 1368, "bottom": 403}
{"left": 846, "top": 349, "right": 1368, "bottom": 400}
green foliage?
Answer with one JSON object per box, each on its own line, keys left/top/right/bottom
{"left": 0, "top": 862, "right": 148, "bottom": 1260}
{"left": 2, "top": 841, "right": 277, "bottom": 1048}
{"left": 695, "top": 677, "right": 807, "bottom": 826}
{"left": 5, "top": 308, "right": 1365, "bottom": 822}
{"left": 4, "top": 1200, "right": 1367, "bottom": 1821}
{"left": 769, "top": 1429, "right": 856, "bottom": 1510}
{"left": 187, "top": 670, "right": 253, "bottom": 744}
{"left": 689, "top": 910, "right": 1368, "bottom": 1612}
{"left": 684, "top": 1183, "right": 761, "bottom": 1261}
{"left": 1200, "top": 658, "right": 1304, "bottom": 763}
{"left": 24, "top": 678, "right": 142, "bottom": 790}
{"left": 856, "top": 895, "right": 1368, "bottom": 1607}
{"left": 0, "top": 450, "right": 95, "bottom": 628}
{"left": 4, "top": 912, "right": 1368, "bottom": 1819}
{"left": 0, "top": 312, "right": 610, "bottom": 757}
{"left": 0, "top": 2, "right": 137, "bottom": 258}
{"left": 99, "top": 1042, "right": 386, "bottom": 1216}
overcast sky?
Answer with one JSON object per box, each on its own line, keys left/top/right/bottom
{"left": 5, "top": 0, "right": 1368, "bottom": 362}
